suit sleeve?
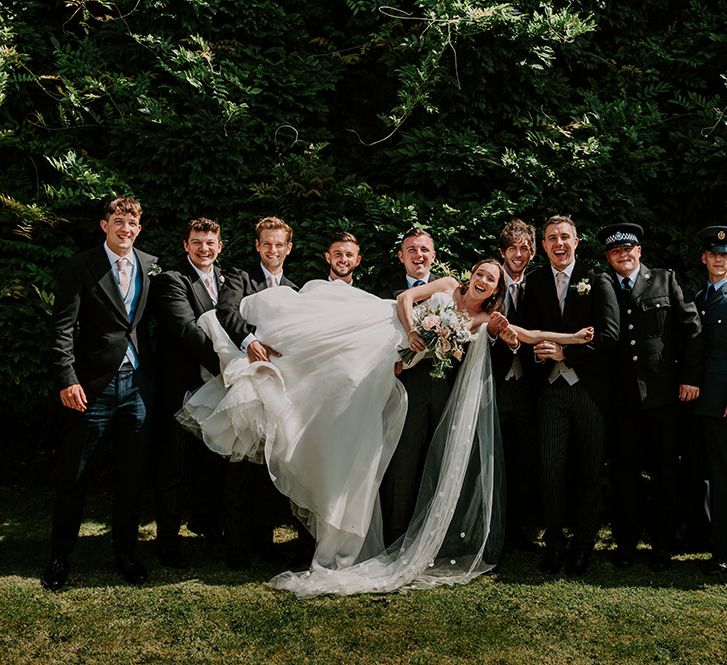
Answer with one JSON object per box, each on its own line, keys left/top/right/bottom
{"left": 670, "top": 271, "right": 703, "bottom": 387}
{"left": 151, "top": 272, "right": 220, "bottom": 375}
{"left": 563, "top": 270, "right": 620, "bottom": 366}
{"left": 215, "top": 268, "right": 255, "bottom": 348}
{"left": 50, "top": 258, "right": 82, "bottom": 390}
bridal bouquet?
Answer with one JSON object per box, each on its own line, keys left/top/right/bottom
{"left": 399, "top": 301, "right": 477, "bottom": 378}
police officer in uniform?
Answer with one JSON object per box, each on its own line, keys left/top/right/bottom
{"left": 693, "top": 226, "right": 727, "bottom": 576}
{"left": 598, "top": 223, "right": 702, "bottom": 571}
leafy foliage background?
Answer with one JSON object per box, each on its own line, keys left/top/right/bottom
{"left": 1, "top": 0, "right": 725, "bottom": 447}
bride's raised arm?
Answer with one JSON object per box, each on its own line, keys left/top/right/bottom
{"left": 510, "top": 325, "right": 594, "bottom": 346}
{"left": 396, "top": 277, "right": 460, "bottom": 351}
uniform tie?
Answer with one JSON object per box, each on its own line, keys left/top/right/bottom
{"left": 621, "top": 276, "right": 632, "bottom": 292}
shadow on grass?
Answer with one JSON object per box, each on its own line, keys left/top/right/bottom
{"left": 1, "top": 471, "right": 722, "bottom": 595}
{"left": 0, "top": 478, "right": 300, "bottom": 591}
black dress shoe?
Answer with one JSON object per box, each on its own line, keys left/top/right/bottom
{"left": 704, "top": 557, "right": 727, "bottom": 576}
{"left": 611, "top": 547, "right": 635, "bottom": 569}
{"left": 226, "top": 549, "right": 252, "bottom": 571}
{"left": 540, "top": 547, "right": 566, "bottom": 574}
{"left": 648, "top": 550, "right": 672, "bottom": 573}
{"left": 566, "top": 548, "right": 591, "bottom": 576}
{"left": 41, "top": 555, "right": 70, "bottom": 591}
{"left": 115, "top": 553, "right": 148, "bottom": 585}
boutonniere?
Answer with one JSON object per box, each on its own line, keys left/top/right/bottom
{"left": 148, "top": 263, "right": 162, "bottom": 276}
{"left": 218, "top": 273, "right": 225, "bottom": 284}
{"left": 571, "top": 278, "right": 591, "bottom": 295}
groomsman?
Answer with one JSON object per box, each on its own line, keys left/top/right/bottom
{"left": 598, "top": 223, "right": 702, "bottom": 571}
{"left": 379, "top": 228, "right": 451, "bottom": 545}
{"left": 151, "top": 218, "right": 226, "bottom": 568}
{"left": 216, "top": 216, "right": 311, "bottom": 569}
{"left": 492, "top": 219, "right": 539, "bottom": 548}
{"left": 693, "top": 226, "right": 727, "bottom": 576}
{"left": 326, "top": 231, "right": 362, "bottom": 284}
{"left": 520, "top": 214, "right": 620, "bottom": 575}
{"left": 42, "top": 197, "right": 157, "bottom": 590}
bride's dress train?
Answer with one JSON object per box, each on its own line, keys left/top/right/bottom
{"left": 179, "top": 280, "right": 504, "bottom": 597}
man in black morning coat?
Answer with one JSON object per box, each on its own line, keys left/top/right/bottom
{"left": 215, "top": 215, "right": 311, "bottom": 569}
{"left": 519, "top": 214, "right": 620, "bottom": 576}
{"left": 378, "top": 227, "right": 452, "bottom": 546}
{"left": 599, "top": 223, "right": 702, "bottom": 572}
{"left": 42, "top": 197, "right": 157, "bottom": 591}
{"left": 151, "top": 217, "right": 226, "bottom": 568}
{"left": 693, "top": 226, "right": 727, "bottom": 576}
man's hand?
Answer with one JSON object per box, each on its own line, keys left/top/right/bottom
{"left": 60, "top": 384, "right": 87, "bottom": 412}
{"left": 487, "top": 311, "right": 509, "bottom": 337}
{"left": 534, "top": 340, "right": 565, "bottom": 362}
{"left": 247, "top": 340, "right": 281, "bottom": 363}
{"left": 394, "top": 360, "right": 404, "bottom": 376}
{"left": 678, "top": 384, "right": 700, "bottom": 402}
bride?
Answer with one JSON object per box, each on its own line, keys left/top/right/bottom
{"left": 179, "top": 258, "right": 591, "bottom": 597}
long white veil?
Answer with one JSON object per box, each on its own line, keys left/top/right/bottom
{"left": 269, "top": 324, "right": 505, "bottom": 597}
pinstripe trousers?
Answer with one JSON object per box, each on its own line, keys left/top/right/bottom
{"left": 537, "top": 378, "right": 607, "bottom": 549}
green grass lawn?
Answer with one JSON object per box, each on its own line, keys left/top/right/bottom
{"left": 1, "top": 474, "right": 726, "bottom": 664}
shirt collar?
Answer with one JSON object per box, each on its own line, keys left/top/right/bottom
{"left": 187, "top": 256, "right": 214, "bottom": 282}
{"left": 504, "top": 271, "right": 525, "bottom": 288}
{"left": 261, "top": 263, "right": 283, "bottom": 285}
{"left": 710, "top": 277, "right": 727, "bottom": 292}
{"left": 550, "top": 261, "right": 575, "bottom": 280}
{"left": 406, "top": 273, "right": 430, "bottom": 288}
{"left": 621, "top": 265, "right": 640, "bottom": 286}
{"left": 104, "top": 241, "right": 135, "bottom": 267}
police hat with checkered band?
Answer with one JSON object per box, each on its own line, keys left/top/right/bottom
{"left": 597, "top": 223, "right": 644, "bottom": 251}
{"left": 697, "top": 226, "right": 727, "bottom": 253}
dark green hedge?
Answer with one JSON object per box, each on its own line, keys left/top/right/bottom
{"left": 1, "top": 0, "right": 725, "bottom": 446}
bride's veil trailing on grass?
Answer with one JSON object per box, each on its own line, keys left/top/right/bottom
{"left": 270, "top": 324, "right": 505, "bottom": 597}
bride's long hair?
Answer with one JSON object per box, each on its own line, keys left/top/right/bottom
{"left": 458, "top": 258, "right": 505, "bottom": 313}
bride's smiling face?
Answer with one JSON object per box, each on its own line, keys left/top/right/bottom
{"left": 467, "top": 262, "right": 501, "bottom": 301}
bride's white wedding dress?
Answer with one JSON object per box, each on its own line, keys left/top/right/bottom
{"left": 179, "top": 279, "right": 504, "bottom": 597}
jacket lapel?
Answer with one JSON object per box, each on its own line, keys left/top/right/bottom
{"left": 181, "top": 259, "right": 215, "bottom": 311}
{"left": 89, "top": 245, "right": 129, "bottom": 322}
{"left": 630, "top": 264, "right": 652, "bottom": 300}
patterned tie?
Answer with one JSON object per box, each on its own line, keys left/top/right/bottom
{"left": 412, "top": 279, "right": 425, "bottom": 288}
{"left": 266, "top": 275, "right": 277, "bottom": 288}
{"left": 117, "top": 257, "right": 130, "bottom": 296}
{"left": 555, "top": 271, "right": 567, "bottom": 314}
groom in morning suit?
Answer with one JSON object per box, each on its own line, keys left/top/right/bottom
{"left": 42, "top": 197, "right": 157, "bottom": 591}
{"left": 598, "top": 223, "right": 702, "bottom": 572}
{"left": 379, "top": 228, "right": 452, "bottom": 546}
{"left": 693, "top": 226, "right": 727, "bottom": 576}
{"left": 491, "top": 219, "right": 540, "bottom": 548}
{"left": 519, "top": 214, "right": 620, "bottom": 575}
{"left": 151, "top": 217, "right": 226, "bottom": 569}
{"left": 215, "top": 216, "right": 311, "bottom": 569}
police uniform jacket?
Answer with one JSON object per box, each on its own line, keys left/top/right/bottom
{"left": 611, "top": 265, "right": 702, "bottom": 410}
{"left": 693, "top": 280, "right": 727, "bottom": 418}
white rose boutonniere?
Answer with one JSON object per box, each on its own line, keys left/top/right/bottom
{"left": 218, "top": 273, "right": 225, "bottom": 284}
{"left": 571, "top": 277, "right": 591, "bottom": 295}
{"left": 148, "top": 263, "right": 162, "bottom": 276}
